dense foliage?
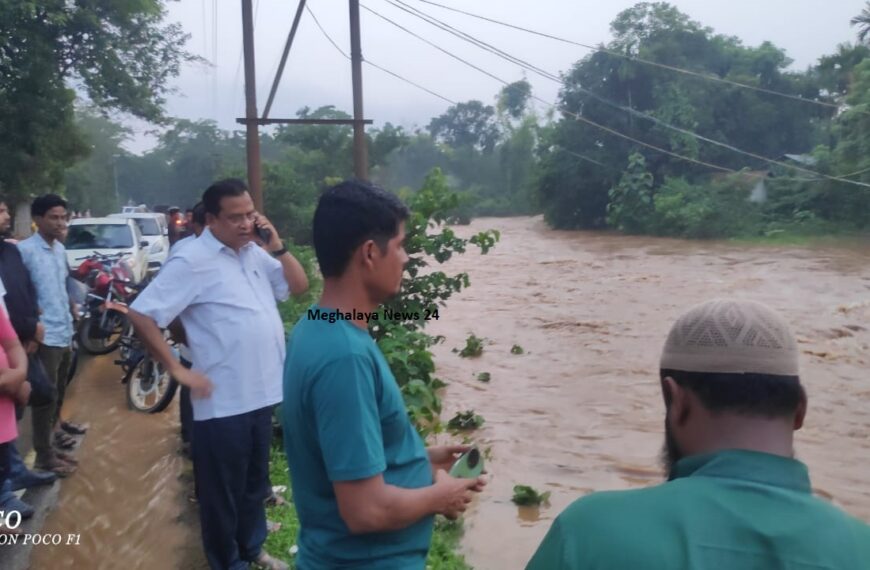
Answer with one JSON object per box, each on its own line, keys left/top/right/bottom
{"left": 537, "top": 2, "right": 870, "bottom": 237}
{"left": 0, "top": 0, "right": 194, "bottom": 202}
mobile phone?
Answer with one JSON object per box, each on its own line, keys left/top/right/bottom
{"left": 255, "top": 224, "right": 272, "bottom": 243}
{"left": 449, "top": 447, "right": 483, "bottom": 479}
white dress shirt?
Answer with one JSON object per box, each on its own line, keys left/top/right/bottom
{"left": 131, "top": 228, "right": 289, "bottom": 420}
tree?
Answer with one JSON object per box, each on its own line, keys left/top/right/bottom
{"left": 537, "top": 2, "right": 827, "bottom": 230}
{"left": 428, "top": 101, "right": 500, "bottom": 152}
{"left": 121, "top": 120, "right": 245, "bottom": 208}
{"left": 498, "top": 80, "right": 532, "bottom": 120}
{"left": 607, "top": 152, "right": 654, "bottom": 233}
{"left": 816, "top": 43, "right": 870, "bottom": 102}
{"left": 0, "top": 1, "right": 195, "bottom": 200}
{"left": 852, "top": 2, "right": 870, "bottom": 44}
{"left": 64, "top": 109, "right": 130, "bottom": 215}
{"left": 276, "top": 106, "right": 354, "bottom": 185}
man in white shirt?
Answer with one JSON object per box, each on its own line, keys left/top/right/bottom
{"left": 129, "top": 179, "right": 308, "bottom": 570}
{"left": 166, "top": 200, "right": 206, "bottom": 452}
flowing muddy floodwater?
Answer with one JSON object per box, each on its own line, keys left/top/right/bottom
{"left": 28, "top": 354, "right": 203, "bottom": 569}
{"left": 428, "top": 216, "right": 870, "bottom": 569}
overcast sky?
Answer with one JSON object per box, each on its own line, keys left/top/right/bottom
{"left": 124, "top": 0, "right": 866, "bottom": 153}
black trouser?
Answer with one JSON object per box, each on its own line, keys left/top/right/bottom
{"left": 179, "top": 358, "right": 193, "bottom": 444}
{"left": 32, "top": 345, "right": 71, "bottom": 463}
{"left": 0, "top": 442, "right": 10, "bottom": 496}
{"left": 192, "top": 406, "right": 272, "bottom": 570}
{"left": 180, "top": 387, "right": 193, "bottom": 444}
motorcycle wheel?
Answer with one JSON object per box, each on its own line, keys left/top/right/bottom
{"left": 77, "top": 311, "right": 128, "bottom": 355}
{"left": 125, "top": 355, "right": 178, "bottom": 413}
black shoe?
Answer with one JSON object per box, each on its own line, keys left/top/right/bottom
{"left": 0, "top": 495, "right": 35, "bottom": 519}
{"left": 9, "top": 468, "right": 57, "bottom": 491}
{"left": 61, "top": 421, "right": 88, "bottom": 435}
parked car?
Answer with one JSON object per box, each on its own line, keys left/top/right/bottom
{"left": 109, "top": 212, "right": 170, "bottom": 268}
{"left": 65, "top": 218, "right": 149, "bottom": 283}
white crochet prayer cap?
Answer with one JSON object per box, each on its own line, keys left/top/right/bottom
{"left": 660, "top": 299, "right": 799, "bottom": 376}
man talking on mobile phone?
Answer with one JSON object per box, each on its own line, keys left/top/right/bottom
{"left": 282, "top": 180, "right": 485, "bottom": 569}
{"left": 128, "top": 178, "right": 308, "bottom": 570}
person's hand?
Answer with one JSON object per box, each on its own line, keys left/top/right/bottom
{"left": 35, "top": 322, "right": 45, "bottom": 343}
{"left": 432, "top": 470, "right": 486, "bottom": 520}
{"left": 0, "top": 367, "right": 26, "bottom": 396}
{"left": 428, "top": 445, "right": 470, "bottom": 474}
{"left": 24, "top": 340, "right": 39, "bottom": 355}
{"left": 174, "top": 367, "right": 213, "bottom": 399}
{"left": 15, "top": 381, "right": 31, "bottom": 407}
{"left": 253, "top": 212, "right": 283, "bottom": 252}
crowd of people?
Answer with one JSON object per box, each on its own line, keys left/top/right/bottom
{"left": 0, "top": 194, "right": 88, "bottom": 526}
{"left": 0, "top": 179, "right": 868, "bottom": 569}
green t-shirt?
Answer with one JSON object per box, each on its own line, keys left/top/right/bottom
{"left": 527, "top": 449, "right": 870, "bottom": 569}
{"left": 282, "top": 306, "right": 433, "bottom": 569}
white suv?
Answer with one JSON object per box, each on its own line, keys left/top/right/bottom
{"left": 109, "top": 212, "right": 171, "bottom": 268}
{"left": 66, "top": 218, "right": 150, "bottom": 283}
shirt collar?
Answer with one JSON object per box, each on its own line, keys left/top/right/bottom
{"left": 670, "top": 449, "right": 812, "bottom": 494}
{"left": 34, "top": 232, "right": 56, "bottom": 251}
{"left": 199, "top": 227, "right": 256, "bottom": 255}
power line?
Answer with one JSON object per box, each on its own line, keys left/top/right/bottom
{"left": 555, "top": 146, "right": 610, "bottom": 169}
{"left": 212, "top": 0, "right": 219, "bottom": 120}
{"left": 376, "top": 0, "right": 870, "bottom": 189}
{"left": 386, "top": 0, "right": 779, "bottom": 171}
{"left": 305, "top": 4, "right": 348, "bottom": 58}
{"left": 410, "top": 0, "right": 847, "bottom": 115}
{"left": 306, "top": 4, "right": 456, "bottom": 105}
{"left": 364, "top": 2, "right": 745, "bottom": 175}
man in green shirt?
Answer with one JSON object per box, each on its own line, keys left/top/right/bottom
{"left": 528, "top": 299, "right": 870, "bottom": 569}
{"left": 283, "top": 180, "right": 485, "bottom": 569}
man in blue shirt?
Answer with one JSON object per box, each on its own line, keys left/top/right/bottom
{"left": 129, "top": 179, "right": 309, "bottom": 570}
{"left": 17, "top": 194, "right": 79, "bottom": 477}
{"left": 283, "top": 180, "right": 485, "bottom": 569}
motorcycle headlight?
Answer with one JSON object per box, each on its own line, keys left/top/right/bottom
{"left": 149, "top": 242, "right": 163, "bottom": 254}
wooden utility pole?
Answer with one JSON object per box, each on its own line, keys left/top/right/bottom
{"left": 263, "top": 0, "right": 307, "bottom": 119}
{"left": 238, "top": 0, "right": 371, "bottom": 192}
{"left": 349, "top": 0, "right": 368, "bottom": 180}
{"left": 241, "top": 0, "right": 263, "bottom": 211}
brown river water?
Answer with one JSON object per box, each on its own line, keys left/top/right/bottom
{"left": 24, "top": 215, "right": 870, "bottom": 569}
{"left": 427, "top": 216, "right": 870, "bottom": 569}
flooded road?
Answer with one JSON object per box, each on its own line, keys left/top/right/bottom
{"left": 28, "top": 354, "right": 203, "bottom": 569}
{"left": 427, "top": 216, "right": 870, "bottom": 569}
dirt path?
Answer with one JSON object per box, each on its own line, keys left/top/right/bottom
{"left": 28, "top": 353, "right": 205, "bottom": 569}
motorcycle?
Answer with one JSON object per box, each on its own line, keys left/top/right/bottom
{"left": 113, "top": 316, "right": 179, "bottom": 414}
{"left": 73, "top": 251, "right": 178, "bottom": 413}
{"left": 73, "top": 252, "right": 139, "bottom": 355}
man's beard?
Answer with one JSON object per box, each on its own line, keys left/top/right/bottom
{"left": 660, "top": 410, "right": 683, "bottom": 479}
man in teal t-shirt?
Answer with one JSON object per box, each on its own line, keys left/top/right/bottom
{"left": 283, "top": 180, "right": 485, "bottom": 569}
{"left": 528, "top": 299, "right": 870, "bottom": 569}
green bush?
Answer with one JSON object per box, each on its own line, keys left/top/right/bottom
{"left": 277, "top": 242, "right": 322, "bottom": 334}
{"left": 607, "top": 153, "right": 655, "bottom": 234}
{"left": 652, "top": 175, "right": 760, "bottom": 238}
{"left": 372, "top": 168, "right": 498, "bottom": 437}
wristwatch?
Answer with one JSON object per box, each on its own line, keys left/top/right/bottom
{"left": 270, "top": 247, "right": 288, "bottom": 257}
